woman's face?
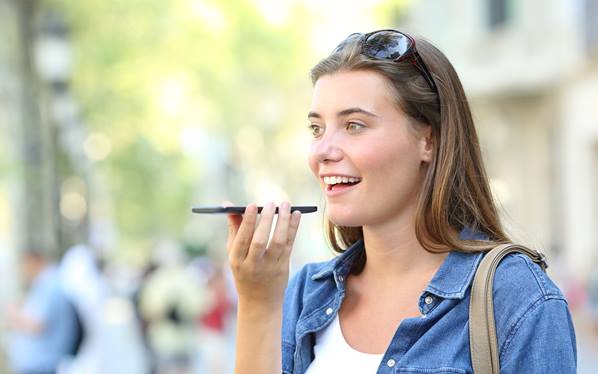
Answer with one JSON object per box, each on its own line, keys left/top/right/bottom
{"left": 307, "top": 70, "right": 432, "bottom": 227}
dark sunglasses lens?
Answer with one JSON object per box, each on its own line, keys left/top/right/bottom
{"left": 362, "top": 31, "right": 411, "bottom": 60}
{"left": 332, "top": 33, "right": 363, "bottom": 54}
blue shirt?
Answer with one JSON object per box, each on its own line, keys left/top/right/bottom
{"left": 282, "top": 229, "right": 577, "bottom": 373}
{"left": 8, "top": 266, "right": 79, "bottom": 373}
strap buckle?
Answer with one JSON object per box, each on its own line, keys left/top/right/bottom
{"left": 533, "top": 250, "right": 548, "bottom": 271}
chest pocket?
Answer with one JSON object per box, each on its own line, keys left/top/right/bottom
{"left": 395, "top": 367, "right": 467, "bottom": 374}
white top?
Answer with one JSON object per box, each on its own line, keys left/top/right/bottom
{"left": 304, "top": 313, "right": 385, "bottom": 373}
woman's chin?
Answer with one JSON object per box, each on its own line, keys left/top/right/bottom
{"left": 327, "top": 212, "right": 363, "bottom": 227}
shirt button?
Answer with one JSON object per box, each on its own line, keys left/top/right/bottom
{"left": 424, "top": 295, "right": 434, "bottom": 305}
{"left": 386, "top": 359, "right": 396, "bottom": 367}
{"left": 338, "top": 275, "right": 344, "bottom": 282}
{"left": 325, "top": 307, "right": 333, "bottom": 315}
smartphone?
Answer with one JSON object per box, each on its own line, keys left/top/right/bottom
{"left": 191, "top": 205, "right": 317, "bottom": 214}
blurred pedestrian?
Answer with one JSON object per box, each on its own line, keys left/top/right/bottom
{"left": 132, "top": 259, "right": 159, "bottom": 372}
{"left": 5, "top": 249, "right": 79, "bottom": 374}
{"left": 190, "top": 258, "right": 236, "bottom": 374}
{"left": 58, "top": 244, "right": 111, "bottom": 374}
{"left": 138, "top": 241, "right": 213, "bottom": 374}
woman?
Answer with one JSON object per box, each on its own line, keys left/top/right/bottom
{"left": 225, "top": 29, "right": 576, "bottom": 373}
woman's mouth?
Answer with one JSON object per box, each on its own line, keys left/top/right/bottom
{"left": 323, "top": 176, "right": 361, "bottom": 196}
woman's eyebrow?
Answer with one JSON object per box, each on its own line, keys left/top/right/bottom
{"left": 307, "top": 111, "right": 322, "bottom": 120}
{"left": 337, "top": 107, "right": 380, "bottom": 118}
{"left": 307, "top": 107, "right": 380, "bottom": 119}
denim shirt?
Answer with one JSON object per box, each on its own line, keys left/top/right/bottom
{"left": 281, "top": 229, "right": 577, "bottom": 373}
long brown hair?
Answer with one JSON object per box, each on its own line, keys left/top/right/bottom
{"left": 310, "top": 32, "right": 509, "bottom": 273}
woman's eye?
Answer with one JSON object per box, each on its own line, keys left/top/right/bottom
{"left": 346, "top": 122, "right": 365, "bottom": 133}
{"left": 308, "top": 124, "right": 324, "bottom": 137}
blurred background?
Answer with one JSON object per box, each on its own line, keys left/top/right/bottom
{"left": 0, "top": 0, "right": 597, "bottom": 373}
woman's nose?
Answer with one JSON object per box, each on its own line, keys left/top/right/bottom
{"left": 312, "top": 133, "right": 343, "bottom": 163}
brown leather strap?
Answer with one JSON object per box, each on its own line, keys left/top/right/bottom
{"left": 469, "top": 243, "right": 547, "bottom": 374}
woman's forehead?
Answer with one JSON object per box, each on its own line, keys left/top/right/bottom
{"left": 310, "top": 71, "right": 398, "bottom": 117}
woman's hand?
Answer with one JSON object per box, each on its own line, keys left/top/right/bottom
{"left": 227, "top": 202, "right": 300, "bottom": 373}
{"left": 225, "top": 201, "right": 302, "bottom": 308}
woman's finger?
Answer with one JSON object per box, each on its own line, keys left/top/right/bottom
{"left": 246, "top": 202, "right": 276, "bottom": 262}
{"left": 224, "top": 201, "right": 241, "bottom": 254}
{"left": 265, "top": 201, "right": 291, "bottom": 261}
{"left": 226, "top": 213, "right": 242, "bottom": 253}
{"left": 279, "top": 210, "right": 301, "bottom": 262}
{"left": 230, "top": 203, "right": 258, "bottom": 263}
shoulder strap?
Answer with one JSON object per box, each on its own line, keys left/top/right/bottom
{"left": 469, "top": 243, "right": 548, "bottom": 374}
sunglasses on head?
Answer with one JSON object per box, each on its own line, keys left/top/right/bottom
{"left": 332, "top": 29, "right": 438, "bottom": 95}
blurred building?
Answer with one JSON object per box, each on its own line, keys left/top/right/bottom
{"left": 404, "top": 0, "right": 598, "bottom": 275}
{"left": 0, "top": 0, "right": 19, "bottom": 371}
{"left": 0, "top": 0, "right": 31, "bottom": 318}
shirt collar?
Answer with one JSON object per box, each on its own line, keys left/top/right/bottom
{"left": 424, "top": 250, "right": 484, "bottom": 300}
{"left": 310, "top": 227, "right": 488, "bottom": 299}
{"left": 310, "top": 239, "right": 364, "bottom": 282}
{"left": 425, "top": 226, "right": 488, "bottom": 299}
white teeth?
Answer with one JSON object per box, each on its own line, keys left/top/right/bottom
{"left": 323, "top": 176, "right": 361, "bottom": 185}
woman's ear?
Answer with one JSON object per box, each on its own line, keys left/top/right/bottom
{"left": 420, "top": 126, "right": 434, "bottom": 163}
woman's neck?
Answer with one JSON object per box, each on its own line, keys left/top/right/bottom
{"left": 359, "top": 211, "right": 447, "bottom": 284}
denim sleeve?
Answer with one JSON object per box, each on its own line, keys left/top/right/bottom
{"left": 499, "top": 296, "right": 577, "bottom": 373}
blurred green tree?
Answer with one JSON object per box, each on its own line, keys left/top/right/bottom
{"left": 44, "top": 0, "right": 313, "bottom": 254}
